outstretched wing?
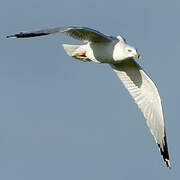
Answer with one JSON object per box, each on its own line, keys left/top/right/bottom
{"left": 110, "top": 58, "right": 170, "bottom": 168}
{"left": 7, "top": 26, "right": 113, "bottom": 43}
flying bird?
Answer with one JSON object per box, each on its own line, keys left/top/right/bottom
{"left": 7, "top": 26, "right": 171, "bottom": 168}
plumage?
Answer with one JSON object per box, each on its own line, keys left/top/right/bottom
{"left": 7, "top": 26, "right": 171, "bottom": 168}
{"left": 6, "top": 26, "right": 113, "bottom": 42}
{"left": 110, "top": 59, "right": 170, "bottom": 167}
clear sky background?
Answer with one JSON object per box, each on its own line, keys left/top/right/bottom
{"left": 1, "top": 0, "right": 180, "bottom": 179}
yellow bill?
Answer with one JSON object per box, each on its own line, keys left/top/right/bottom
{"left": 134, "top": 53, "right": 141, "bottom": 59}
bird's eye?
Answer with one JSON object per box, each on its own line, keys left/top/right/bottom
{"left": 128, "top": 49, "right": 132, "bottom": 52}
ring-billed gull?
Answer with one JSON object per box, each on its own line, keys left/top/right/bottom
{"left": 7, "top": 26, "right": 171, "bottom": 168}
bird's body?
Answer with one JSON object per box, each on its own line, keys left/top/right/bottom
{"left": 85, "top": 42, "right": 117, "bottom": 63}
{"left": 68, "top": 41, "right": 117, "bottom": 63}
{"left": 7, "top": 26, "right": 171, "bottom": 168}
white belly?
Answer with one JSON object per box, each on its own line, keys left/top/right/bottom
{"left": 84, "top": 42, "right": 117, "bottom": 63}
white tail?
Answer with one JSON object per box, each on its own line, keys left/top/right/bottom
{"left": 62, "top": 44, "right": 82, "bottom": 57}
{"left": 62, "top": 44, "right": 91, "bottom": 62}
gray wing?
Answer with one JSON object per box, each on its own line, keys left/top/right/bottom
{"left": 7, "top": 26, "right": 113, "bottom": 42}
{"left": 110, "top": 58, "right": 170, "bottom": 168}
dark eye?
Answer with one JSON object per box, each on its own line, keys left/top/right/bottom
{"left": 128, "top": 49, "right": 132, "bottom": 52}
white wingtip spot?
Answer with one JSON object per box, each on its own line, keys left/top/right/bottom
{"left": 6, "top": 35, "right": 17, "bottom": 38}
{"left": 165, "top": 159, "right": 171, "bottom": 168}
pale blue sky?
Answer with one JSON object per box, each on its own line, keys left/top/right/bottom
{"left": 1, "top": 0, "right": 180, "bottom": 179}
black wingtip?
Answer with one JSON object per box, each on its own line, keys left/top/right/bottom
{"left": 6, "top": 32, "right": 50, "bottom": 39}
{"left": 6, "top": 35, "right": 17, "bottom": 38}
{"left": 6, "top": 33, "right": 25, "bottom": 38}
{"left": 157, "top": 143, "right": 171, "bottom": 168}
{"left": 157, "top": 132, "right": 171, "bottom": 168}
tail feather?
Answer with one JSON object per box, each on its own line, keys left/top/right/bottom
{"left": 62, "top": 44, "right": 81, "bottom": 57}
{"left": 62, "top": 44, "right": 91, "bottom": 62}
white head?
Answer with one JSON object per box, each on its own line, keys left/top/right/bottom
{"left": 114, "top": 35, "right": 141, "bottom": 61}
{"left": 124, "top": 45, "right": 141, "bottom": 59}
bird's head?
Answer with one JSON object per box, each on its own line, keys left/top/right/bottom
{"left": 113, "top": 42, "right": 141, "bottom": 61}
{"left": 125, "top": 45, "right": 141, "bottom": 59}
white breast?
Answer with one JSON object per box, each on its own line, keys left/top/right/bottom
{"left": 85, "top": 42, "right": 118, "bottom": 63}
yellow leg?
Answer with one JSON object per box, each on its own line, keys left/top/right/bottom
{"left": 73, "top": 52, "right": 91, "bottom": 62}
{"left": 74, "top": 52, "right": 88, "bottom": 60}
